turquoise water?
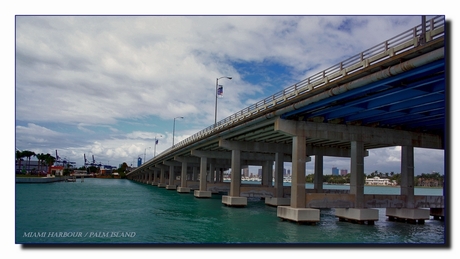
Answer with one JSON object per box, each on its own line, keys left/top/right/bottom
{"left": 15, "top": 178, "right": 445, "bottom": 245}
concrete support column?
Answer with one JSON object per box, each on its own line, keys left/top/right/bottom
{"left": 350, "top": 141, "right": 365, "bottom": 208}
{"left": 262, "top": 160, "right": 273, "bottom": 187}
{"left": 291, "top": 135, "right": 306, "bottom": 208}
{"left": 222, "top": 149, "right": 247, "bottom": 206}
{"left": 314, "top": 154, "right": 324, "bottom": 192}
{"left": 177, "top": 161, "right": 190, "bottom": 193}
{"left": 180, "top": 162, "right": 187, "bottom": 187}
{"left": 208, "top": 164, "right": 215, "bottom": 183}
{"left": 152, "top": 169, "right": 158, "bottom": 185}
{"left": 166, "top": 165, "right": 176, "bottom": 189}
{"left": 215, "top": 167, "right": 220, "bottom": 183}
{"left": 192, "top": 166, "right": 198, "bottom": 181}
{"left": 199, "top": 157, "right": 207, "bottom": 191}
{"left": 265, "top": 152, "right": 290, "bottom": 207}
{"left": 194, "top": 156, "right": 211, "bottom": 198}
{"left": 386, "top": 146, "right": 428, "bottom": 223}
{"left": 401, "top": 145, "right": 415, "bottom": 208}
{"left": 148, "top": 171, "right": 152, "bottom": 185}
{"left": 160, "top": 168, "right": 165, "bottom": 185}
{"left": 275, "top": 153, "right": 284, "bottom": 197}
{"left": 229, "top": 149, "right": 241, "bottom": 196}
{"left": 169, "top": 165, "right": 175, "bottom": 185}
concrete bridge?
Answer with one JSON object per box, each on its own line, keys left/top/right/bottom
{"left": 127, "top": 16, "right": 445, "bottom": 225}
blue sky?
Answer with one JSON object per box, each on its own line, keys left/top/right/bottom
{"left": 11, "top": 14, "right": 447, "bottom": 175}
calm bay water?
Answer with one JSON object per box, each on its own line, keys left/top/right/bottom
{"left": 15, "top": 178, "right": 445, "bottom": 245}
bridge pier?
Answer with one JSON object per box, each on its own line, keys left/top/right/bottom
{"left": 165, "top": 163, "right": 177, "bottom": 190}
{"left": 276, "top": 134, "right": 320, "bottom": 223}
{"left": 155, "top": 164, "right": 168, "bottom": 188}
{"left": 222, "top": 149, "right": 247, "bottom": 207}
{"left": 177, "top": 161, "right": 190, "bottom": 193}
{"left": 193, "top": 156, "right": 212, "bottom": 198}
{"left": 266, "top": 152, "right": 290, "bottom": 206}
{"left": 386, "top": 208, "right": 430, "bottom": 224}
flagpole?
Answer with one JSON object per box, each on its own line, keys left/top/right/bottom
{"left": 214, "top": 76, "right": 232, "bottom": 125}
{"left": 154, "top": 135, "right": 162, "bottom": 158}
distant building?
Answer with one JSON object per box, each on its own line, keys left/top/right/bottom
{"left": 243, "top": 168, "right": 249, "bottom": 177}
{"left": 340, "top": 169, "right": 348, "bottom": 176}
{"left": 50, "top": 166, "right": 64, "bottom": 176}
{"left": 365, "top": 176, "right": 396, "bottom": 186}
{"left": 332, "top": 167, "right": 339, "bottom": 176}
{"left": 16, "top": 160, "right": 49, "bottom": 173}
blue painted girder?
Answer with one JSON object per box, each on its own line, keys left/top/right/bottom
{"left": 281, "top": 59, "right": 445, "bottom": 134}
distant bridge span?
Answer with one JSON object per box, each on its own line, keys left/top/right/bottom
{"left": 127, "top": 16, "right": 445, "bottom": 224}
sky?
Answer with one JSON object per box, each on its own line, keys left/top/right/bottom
{"left": 11, "top": 14, "right": 447, "bottom": 175}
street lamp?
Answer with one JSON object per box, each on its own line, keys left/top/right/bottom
{"left": 154, "top": 135, "right": 163, "bottom": 158}
{"left": 172, "top": 116, "right": 183, "bottom": 147}
{"left": 215, "top": 76, "right": 232, "bottom": 125}
{"left": 143, "top": 147, "right": 151, "bottom": 164}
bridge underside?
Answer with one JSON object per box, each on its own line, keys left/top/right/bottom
{"left": 128, "top": 29, "right": 445, "bottom": 224}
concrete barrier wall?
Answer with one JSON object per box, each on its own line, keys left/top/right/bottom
{"left": 304, "top": 193, "right": 444, "bottom": 208}
{"left": 306, "top": 193, "right": 355, "bottom": 208}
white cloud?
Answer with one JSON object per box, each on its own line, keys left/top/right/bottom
{"left": 14, "top": 15, "right": 445, "bottom": 171}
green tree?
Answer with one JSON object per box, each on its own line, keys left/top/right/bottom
{"left": 35, "top": 153, "right": 47, "bottom": 173}
{"left": 16, "top": 150, "right": 25, "bottom": 173}
{"left": 21, "top": 150, "right": 36, "bottom": 173}
{"left": 118, "top": 162, "right": 129, "bottom": 178}
{"left": 43, "top": 153, "right": 56, "bottom": 175}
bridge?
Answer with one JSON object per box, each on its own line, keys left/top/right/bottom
{"left": 127, "top": 16, "right": 445, "bottom": 224}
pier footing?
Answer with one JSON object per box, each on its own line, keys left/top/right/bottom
{"left": 265, "top": 197, "right": 290, "bottom": 207}
{"left": 177, "top": 187, "right": 190, "bottom": 193}
{"left": 157, "top": 183, "right": 167, "bottom": 188}
{"left": 277, "top": 206, "right": 320, "bottom": 224}
{"left": 166, "top": 185, "right": 177, "bottom": 190}
{"left": 386, "top": 208, "right": 429, "bottom": 224}
{"left": 222, "top": 196, "right": 247, "bottom": 207}
{"left": 335, "top": 208, "right": 379, "bottom": 225}
{"left": 430, "top": 208, "right": 444, "bottom": 220}
{"left": 194, "top": 190, "right": 212, "bottom": 198}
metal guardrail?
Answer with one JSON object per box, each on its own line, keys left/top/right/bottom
{"left": 153, "top": 16, "right": 445, "bottom": 163}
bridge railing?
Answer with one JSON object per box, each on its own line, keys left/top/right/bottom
{"left": 155, "top": 16, "right": 445, "bottom": 162}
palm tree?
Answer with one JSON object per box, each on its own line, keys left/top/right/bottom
{"left": 44, "top": 153, "right": 56, "bottom": 175}
{"left": 35, "top": 153, "right": 46, "bottom": 173}
{"left": 21, "top": 150, "right": 36, "bottom": 174}
{"left": 16, "top": 150, "right": 25, "bottom": 173}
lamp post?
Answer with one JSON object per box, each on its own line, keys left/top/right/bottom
{"left": 172, "top": 116, "right": 183, "bottom": 147}
{"left": 153, "top": 135, "right": 162, "bottom": 158}
{"left": 215, "top": 76, "right": 232, "bottom": 125}
{"left": 143, "top": 147, "right": 151, "bottom": 164}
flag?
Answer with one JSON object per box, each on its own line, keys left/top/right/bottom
{"left": 155, "top": 139, "right": 159, "bottom": 145}
{"left": 217, "top": 85, "right": 223, "bottom": 97}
